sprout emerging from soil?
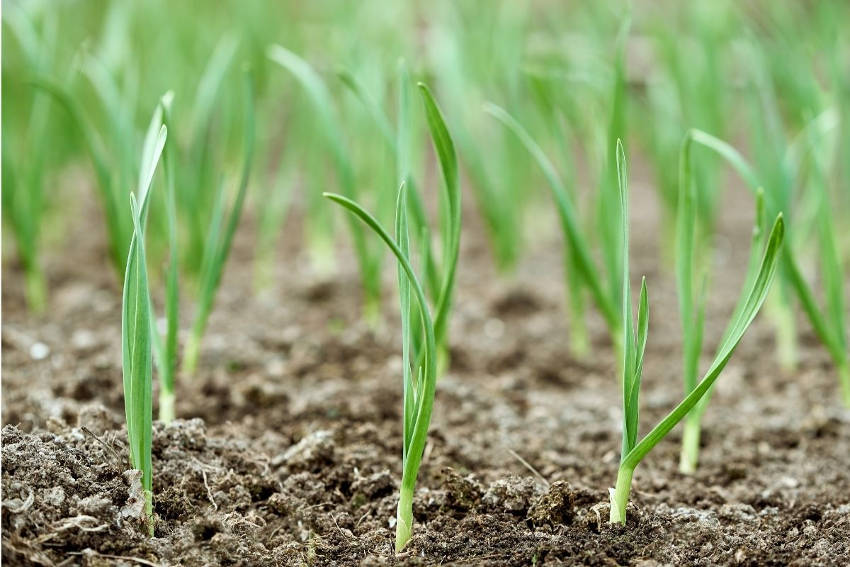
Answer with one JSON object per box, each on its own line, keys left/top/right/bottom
{"left": 2, "top": 6, "right": 58, "bottom": 313}
{"left": 121, "top": 109, "right": 167, "bottom": 536}
{"left": 181, "top": 68, "right": 256, "bottom": 376}
{"left": 483, "top": 103, "right": 621, "bottom": 359}
{"left": 676, "top": 134, "right": 772, "bottom": 473}
{"left": 147, "top": 92, "right": 180, "bottom": 423}
{"left": 325, "top": 82, "right": 461, "bottom": 552}
{"left": 609, "top": 140, "right": 785, "bottom": 524}
{"left": 267, "top": 44, "right": 383, "bottom": 324}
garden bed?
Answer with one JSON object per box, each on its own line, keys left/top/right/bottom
{"left": 3, "top": 179, "right": 848, "bottom": 566}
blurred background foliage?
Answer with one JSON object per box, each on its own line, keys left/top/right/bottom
{"left": 3, "top": 0, "right": 848, "bottom": 298}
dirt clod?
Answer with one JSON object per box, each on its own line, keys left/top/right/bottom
{"left": 527, "top": 480, "right": 576, "bottom": 526}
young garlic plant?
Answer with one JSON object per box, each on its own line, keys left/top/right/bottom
{"left": 2, "top": 6, "right": 58, "bottom": 312}
{"left": 31, "top": 71, "right": 134, "bottom": 282}
{"left": 122, "top": 107, "right": 167, "bottom": 536}
{"left": 484, "top": 103, "right": 621, "bottom": 358}
{"left": 325, "top": 83, "right": 460, "bottom": 552}
{"left": 683, "top": 129, "right": 850, "bottom": 407}
{"left": 181, "top": 69, "right": 256, "bottom": 375}
{"left": 267, "top": 45, "right": 383, "bottom": 324}
{"left": 145, "top": 92, "right": 180, "bottom": 423}
{"left": 676, "top": 133, "right": 770, "bottom": 473}
{"left": 336, "top": 63, "right": 460, "bottom": 369}
{"left": 610, "top": 140, "right": 785, "bottom": 524}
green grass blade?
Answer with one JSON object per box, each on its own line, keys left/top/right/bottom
{"left": 123, "top": 195, "right": 154, "bottom": 535}
{"left": 626, "top": 278, "right": 649, "bottom": 456}
{"left": 616, "top": 140, "right": 640, "bottom": 457}
{"left": 688, "top": 129, "right": 761, "bottom": 197}
{"left": 689, "top": 129, "right": 848, "bottom": 385}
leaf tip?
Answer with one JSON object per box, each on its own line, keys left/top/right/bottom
{"left": 161, "top": 90, "right": 175, "bottom": 110}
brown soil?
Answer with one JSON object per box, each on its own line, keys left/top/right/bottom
{"left": 2, "top": 168, "right": 849, "bottom": 566}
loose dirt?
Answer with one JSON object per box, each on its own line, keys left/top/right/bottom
{"left": 3, "top": 169, "right": 848, "bottom": 565}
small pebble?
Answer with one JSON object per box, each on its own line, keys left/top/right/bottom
{"left": 29, "top": 342, "right": 49, "bottom": 360}
{"left": 71, "top": 329, "right": 97, "bottom": 351}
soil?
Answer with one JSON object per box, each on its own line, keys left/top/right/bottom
{"left": 2, "top": 164, "right": 849, "bottom": 566}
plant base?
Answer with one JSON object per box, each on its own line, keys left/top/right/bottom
{"left": 159, "top": 391, "right": 175, "bottom": 423}
{"left": 182, "top": 334, "right": 200, "bottom": 376}
{"left": 608, "top": 466, "right": 634, "bottom": 524}
{"left": 144, "top": 489, "right": 154, "bottom": 536}
{"left": 25, "top": 267, "right": 47, "bottom": 314}
{"left": 395, "top": 485, "right": 414, "bottom": 552}
{"left": 678, "top": 417, "right": 701, "bottom": 474}
{"left": 771, "top": 301, "right": 797, "bottom": 371}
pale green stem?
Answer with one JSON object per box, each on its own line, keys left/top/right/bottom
{"left": 307, "top": 235, "right": 336, "bottom": 276}
{"left": 395, "top": 483, "right": 414, "bottom": 553}
{"left": 609, "top": 465, "right": 634, "bottom": 524}
{"left": 363, "top": 295, "right": 382, "bottom": 331}
{"left": 182, "top": 332, "right": 201, "bottom": 376}
{"left": 679, "top": 415, "right": 701, "bottom": 475}
{"left": 25, "top": 265, "right": 47, "bottom": 314}
{"left": 770, "top": 298, "right": 797, "bottom": 371}
{"left": 143, "top": 489, "right": 154, "bottom": 536}
{"left": 159, "top": 390, "right": 175, "bottom": 424}
{"left": 567, "top": 290, "right": 590, "bottom": 360}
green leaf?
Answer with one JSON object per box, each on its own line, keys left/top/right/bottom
{"left": 338, "top": 69, "right": 395, "bottom": 150}
{"left": 418, "top": 83, "right": 461, "bottom": 351}
{"left": 677, "top": 136, "right": 702, "bottom": 396}
{"left": 617, "top": 140, "right": 641, "bottom": 457}
{"left": 622, "top": 214, "right": 785, "bottom": 470}
{"left": 395, "top": 183, "right": 415, "bottom": 463}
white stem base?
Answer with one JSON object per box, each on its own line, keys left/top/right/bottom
{"left": 395, "top": 485, "right": 414, "bottom": 552}
{"left": 609, "top": 467, "right": 634, "bottom": 525}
